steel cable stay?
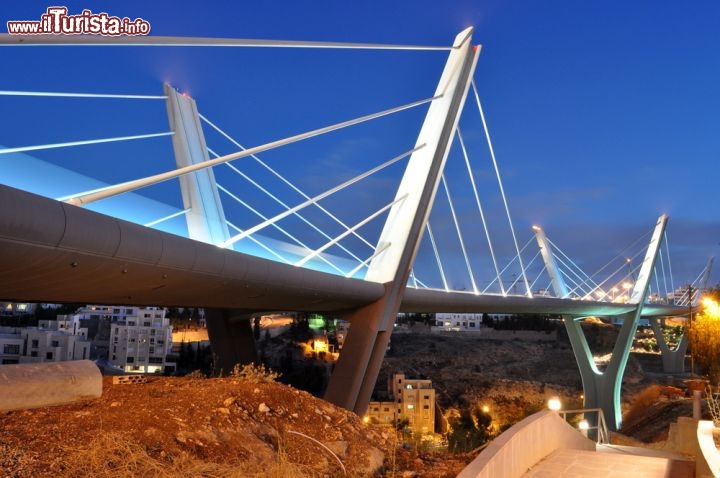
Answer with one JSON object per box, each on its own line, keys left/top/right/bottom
{"left": 471, "top": 79, "right": 531, "bottom": 297}
{"left": 425, "top": 222, "right": 449, "bottom": 292}
{"left": 220, "top": 146, "right": 421, "bottom": 249}
{"left": 207, "top": 146, "right": 368, "bottom": 266}
{"left": 62, "top": 94, "right": 440, "bottom": 206}
{"left": 456, "top": 127, "right": 505, "bottom": 295}
{"left": 295, "top": 194, "right": 408, "bottom": 268}
{"left": 440, "top": 174, "right": 478, "bottom": 294}
{"left": 199, "top": 113, "right": 381, "bottom": 250}
{"left": 226, "top": 220, "right": 292, "bottom": 265}
{"left": 0, "top": 89, "right": 167, "bottom": 99}
{"left": 0, "top": 131, "right": 173, "bottom": 156}
{"left": 481, "top": 235, "right": 536, "bottom": 295}
{"left": 143, "top": 208, "right": 191, "bottom": 228}
{"left": 216, "top": 183, "right": 346, "bottom": 275}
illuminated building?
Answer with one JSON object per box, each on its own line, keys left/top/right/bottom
{"left": 366, "top": 373, "right": 436, "bottom": 434}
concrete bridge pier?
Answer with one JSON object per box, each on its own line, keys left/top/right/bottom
{"left": 205, "top": 309, "right": 258, "bottom": 375}
{"left": 563, "top": 215, "right": 668, "bottom": 431}
{"left": 649, "top": 317, "right": 688, "bottom": 374}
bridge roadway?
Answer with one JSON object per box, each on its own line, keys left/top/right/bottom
{"left": 0, "top": 185, "right": 685, "bottom": 317}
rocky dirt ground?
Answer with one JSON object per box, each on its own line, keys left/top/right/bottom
{"left": 0, "top": 374, "right": 470, "bottom": 478}
{"left": 0, "top": 323, "right": 705, "bottom": 477}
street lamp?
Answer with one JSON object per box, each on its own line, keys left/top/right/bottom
{"left": 547, "top": 397, "right": 562, "bottom": 412}
{"left": 622, "top": 282, "right": 633, "bottom": 302}
{"left": 578, "top": 419, "right": 589, "bottom": 437}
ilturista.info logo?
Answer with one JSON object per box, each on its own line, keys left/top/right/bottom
{"left": 7, "top": 7, "right": 151, "bottom": 36}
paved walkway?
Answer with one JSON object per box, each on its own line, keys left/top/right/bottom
{"left": 523, "top": 445, "right": 695, "bottom": 477}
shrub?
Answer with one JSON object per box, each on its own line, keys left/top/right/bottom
{"left": 231, "top": 363, "right": 281, "bottom": 383}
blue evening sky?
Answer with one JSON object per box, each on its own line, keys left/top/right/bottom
{"left": 1, "top": 1, "right": 719, "bottom": 292}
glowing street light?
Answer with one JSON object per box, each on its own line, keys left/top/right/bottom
{"left": 547, "top": 397, "right": 562, "bottom": 412}
{"left": 622, "top": 282, "right": 633, "bottom": 302}
{"left": 578, "top": 419, "right": 589, "bottom": 437}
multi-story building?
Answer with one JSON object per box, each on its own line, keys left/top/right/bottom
{"left": 433, "top": 312, "right": 484, "bottom": 331}
{"left": 0, "top": 317, "right": 91, "bottom": 364}
{"left": 103, "top": 306, "right": 175, "bottom": 374}
{"left": 20, "top": 327, "right": 91, "bottom": 363}
{"left": 0, "top": 332, "right": 24, "bottom": 364}
{"left": 367, "top": 373, "right": 436, "bottom": 435}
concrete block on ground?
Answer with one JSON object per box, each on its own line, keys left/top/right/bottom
{"left": 112, "top": 375, "right": 147, "bottom": 385}
{"left": 0, "top": 360, "right": 102, "bottom": 411}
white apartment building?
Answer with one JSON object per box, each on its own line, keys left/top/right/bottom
{"left": 433, "top": 313, "right": 484, "bottom": 331}
{"left": 0, "top": 317, "right": 91, "bottom": 364}
{"left": 0, "top": 332, "right": 24, "bottom": 364}
{"left": 98, "top": 306, "right": 174, "bottom": 374}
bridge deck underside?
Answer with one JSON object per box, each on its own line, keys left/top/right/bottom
{"left": 0, "top": 185, "right": 686, "bottom": 318}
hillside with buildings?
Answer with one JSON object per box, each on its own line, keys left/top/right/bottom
{"left": 0, "top": 306, "right": 709, "bottom": 476}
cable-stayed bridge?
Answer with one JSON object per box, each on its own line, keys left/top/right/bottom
{"left": 0, "top": 28, "right": 693, "bottom": 429}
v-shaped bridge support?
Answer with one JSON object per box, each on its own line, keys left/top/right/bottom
{"left": 537, "top": 215, "right": 668, "bottom": 430}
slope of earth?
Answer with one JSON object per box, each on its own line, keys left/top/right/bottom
{"left": 379, "top": 327, "right": 661, "bottom": 430}
{"left": 0, "top": 375, "right": 470, "bottom": 478}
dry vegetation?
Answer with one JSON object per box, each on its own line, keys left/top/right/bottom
{"left": 0, "top": 371, "right": 474, "bottom": 478}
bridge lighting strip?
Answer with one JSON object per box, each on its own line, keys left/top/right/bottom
{"left": 143, "top": 208, "right": 191, "bottom": 228}
{"left": 440, "top": 174, "right": 478, "bottom": 294}
{"left": 345, "top": 242, "right": 392, "bottom": 279}
{"left": 0, "top": 34, "right": 454, "bottom": 51}
{"left": 220, "top": 145, "right": 424, "bottom": 249}
{"left": 471, "top": 79, "right": 531, "bottom": 297}
{"left": 65, "top": 95, "right": 439, "bottom": 207}
{"left": 217, "top": 183, "right": 346, "bottom": 275}
{"left": 425, "top": 222, "right": 449, "bottom": 292}
{"left": 457, "top": 127, "right": 504, "bottom": 295}
{"left": 0, "top": 90, "right": 166, "bottom": 99}
{"left": 0, "top": 131, "right": 173, "bottom": 155}
{"left": 295, "top": 193, "right": 408, "bottom": 268}
{"left": 199, "top": 112, "right": 390, "bottom": 251}
{"left": 208, "top": 147, "right": 366, "bottom": 266}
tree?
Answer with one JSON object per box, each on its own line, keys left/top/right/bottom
{"left": 447, "top": 405, "right": 493, "bottom": 452}
{"left": 688, "top": 297, "right": 720, "bottom": 383}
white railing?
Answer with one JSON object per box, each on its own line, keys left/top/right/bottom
{"left": 559, "top": 407, "right": 610, "bottom": 444}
